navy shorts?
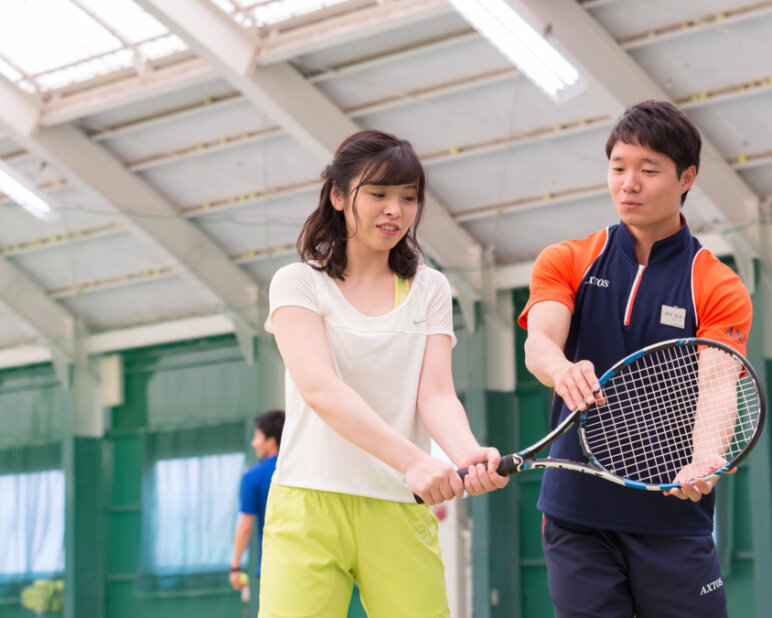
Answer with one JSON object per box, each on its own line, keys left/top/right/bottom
{"left": 541, "top": 514, "right": 727, "bottom": 618}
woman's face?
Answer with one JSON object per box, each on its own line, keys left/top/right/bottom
{"left": 332, "top": 175, "right": 420, "bottom": 254}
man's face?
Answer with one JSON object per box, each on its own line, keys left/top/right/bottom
{"left": 251, "top": 429, "right": 273, "bottom": 460}
{"left": 607, "top": 139, "right": 695, "bottom": 238}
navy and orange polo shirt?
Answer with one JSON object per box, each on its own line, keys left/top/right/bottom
{"left": 517, "top": 218, "right": 752, "bottom": 535}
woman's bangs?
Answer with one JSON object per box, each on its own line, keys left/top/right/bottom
{"left": 359, "top": 147, "right": 423, "bottom": 189}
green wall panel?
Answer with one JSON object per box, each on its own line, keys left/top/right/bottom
{"left": 104, "top": 580, "right": 135, "bottom": 618}
{"left": 732, "top": 469, "right": 753, "bottom": 552}
{"left": 109, "top": 437, "right": 142, "bottom": 508}
{"left": 487, "top": 391, "right": 519, "bottom": 618}
{"left": 0, "top": 442, "right": 61, "bottom": 473}
{"left": 115, "top": 337, "right": 259, "bottom": 430}
{"left": 512, "top": 288, "right": 554, "bottom": 618}
{"left": 103, "top": 583, "right": 241, "bottom": 618}
{"left": 107, "top": 512, "right": 141, "bottom": 576}
{"left": 64, "top": 436, "right": 104, "bottom": 618}
{"left": 0, "top": 364, "right": 66, "bottom": 447}
{"left": 518, "top": 480, "right": 545, "bottom": 562}
{"left": 107, "top": 436, "right": 142, "bottom": 579}
{"left": 725, "top": 560, "right": 755, "bottom": 618}
{"left": 521, "top": 566, "right": 554, "bottom": 618}
{"left": 0, "top": 601, "right": 33, "bottom": 618}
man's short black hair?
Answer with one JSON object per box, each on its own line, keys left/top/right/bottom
{"left": 255, "top": 409, "right": 285, "bottom": 447}
{"left": 606, "top": 100, "right": 701, "bottom": 204}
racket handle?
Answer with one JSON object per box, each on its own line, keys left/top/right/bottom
{"left": 458, "top": 454, "right": 519, "bottom": 479}
{"left": 413, "top": 455, "right": 521, "bottom": 503}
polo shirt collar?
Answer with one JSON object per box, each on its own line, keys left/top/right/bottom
{"left": 619, "top": 214, "right": 691, "bottom": 265}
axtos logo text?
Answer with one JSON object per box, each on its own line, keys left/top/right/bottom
{"left": 585, "top": 276, "right": 610, "bottom": 288}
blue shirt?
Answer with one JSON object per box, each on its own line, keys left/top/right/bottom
{"left": 240, "top": 454, "right": 277, "bottom": 575}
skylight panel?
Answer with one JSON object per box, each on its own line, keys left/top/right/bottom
{"left": 0, "top": 1, "right": 189, "bottom": 93}
{"left": 0, "top": 56, "right": 23, "bottom": 83}
{"left": 0, "top": 0, "right": 122, "bottom": 76}
{"left": 233, "top": 0, "right": 351, "bottom": 27}
{"left": 36, "top": 49, "right": 135, "bottom": 91}
{"left": 136, "top": 34, "right": 187, "bottom": 61}
{"left": 210, "top": 0, "right": 239, "bottom": 14}
{"left": 77, "top": 0, "right": 168, "bottom": 44}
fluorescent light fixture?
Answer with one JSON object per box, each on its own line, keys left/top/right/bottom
{"left": 0, "top": 159, "right": 56, "bottom": 221}
{"left": 449, "top": 0, "right": 585, "bottom": 103}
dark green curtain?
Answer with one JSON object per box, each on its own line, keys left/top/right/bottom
{"left": 0, "top": 365, "right": 67, "bottom": 449}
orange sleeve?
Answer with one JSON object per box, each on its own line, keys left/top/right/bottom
{"left": 692, "top": 249, "right": 752, "bottom": 356}
{"left": 518, "top": 229, "right": 608, "bottom": 330}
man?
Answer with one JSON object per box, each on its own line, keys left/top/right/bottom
{"left": 229, "top": 410, "right": 285, "bottom": 591}
{"left": 518, "top": 100, "right": 752, "bottom": 617}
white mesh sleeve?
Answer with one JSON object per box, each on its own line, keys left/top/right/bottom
{"left": 425, "top": 269, "right": 457, "bottom": 347}
{"left": 264, "top": 263, "right": 320, "bottom": 333}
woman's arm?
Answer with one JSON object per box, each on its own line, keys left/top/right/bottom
{"left": 271, "top": 305, "right": 464, "bottom": 504}
{"left": 416, "top": 334, "right": 509, "bottom": 495}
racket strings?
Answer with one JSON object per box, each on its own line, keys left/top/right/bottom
{"left": 609, "top": 348, "right": 700, "bottom": 478}
{"left": 583, "top": 344, "right": 761, "bottom": 484}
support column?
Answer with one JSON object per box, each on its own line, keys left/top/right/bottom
{"left": 466, "top": 302, "right": 491, "bottom": 618}
{"left": 62, "top": 337, "right": 105, "bottom": 618}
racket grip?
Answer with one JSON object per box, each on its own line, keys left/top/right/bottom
{"left": 413, "top": 455, "right": 520, "bottom": 503}
{"left": 458, "top": 454, "right": 519, "bottom": 479}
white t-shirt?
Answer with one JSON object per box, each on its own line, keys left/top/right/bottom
{"left": 265, "top": 262, "right": 456, "bottom": 502}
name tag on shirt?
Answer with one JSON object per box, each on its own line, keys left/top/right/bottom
{"left": 660, "top": 305, "right": 686, "bottom": 329}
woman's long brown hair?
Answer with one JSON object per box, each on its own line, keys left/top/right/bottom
{"left": 297, "top": 129, "right": 426, "bottom": 280}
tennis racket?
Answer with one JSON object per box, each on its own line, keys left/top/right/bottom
{"left": 460, "top": 338, "right": 765, "bottom": 493}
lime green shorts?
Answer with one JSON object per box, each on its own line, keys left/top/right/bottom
{"left": 258, "top": 484, "right": 450, "bottom": 618}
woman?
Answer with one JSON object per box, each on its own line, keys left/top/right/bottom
{"left": 260, "top": 129, "right": 508, "bottom": 617}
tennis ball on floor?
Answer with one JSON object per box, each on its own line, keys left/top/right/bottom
{"left": 239, "top": 572, "right": 248, "bottom": 585}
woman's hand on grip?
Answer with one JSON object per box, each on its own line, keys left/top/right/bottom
{"left": 457, "top": 447, "right": 510, "bottom": 495}
{"left": 406, "top": 454, "right": 465, "bottom": 505}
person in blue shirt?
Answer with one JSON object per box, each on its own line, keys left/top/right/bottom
{"left": 229, "top": 409, "right": 285, "bottom": 589}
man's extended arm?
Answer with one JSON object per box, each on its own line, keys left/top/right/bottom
{"left": 229, "top": 513, "right": 255, "bottom": 589}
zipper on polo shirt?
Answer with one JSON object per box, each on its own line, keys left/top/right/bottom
{"left": 623, "top": 264, "right": 645, "bottom": 326}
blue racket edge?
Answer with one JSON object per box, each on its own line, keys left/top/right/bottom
{"left": 414, "top": 455, "right": 733, "bottom": 503}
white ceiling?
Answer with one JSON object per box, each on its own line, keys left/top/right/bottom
{"left": 0, "top": 0, "right": 770, "bottom": 366}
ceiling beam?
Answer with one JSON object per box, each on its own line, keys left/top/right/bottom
{"left": 0, "top": 80, "right": 79, "bottom": 364}
{"left": 0, "top": 259, "right": 75, "bottom": 355}
{"left": 137, "top": 0, "right": 484, "bottom": 290}
{"left": 0, "top": 75, "right": 261, "bottom": 349}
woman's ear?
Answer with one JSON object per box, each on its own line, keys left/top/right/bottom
{"left": 330, "top": 181, "right": 345, "bottom": 212}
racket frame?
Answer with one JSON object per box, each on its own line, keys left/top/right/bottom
{"left": 499, "top": 337, "right": 766, "bottom": 491}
